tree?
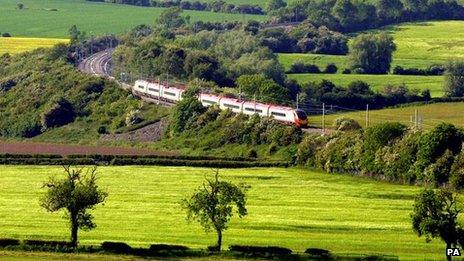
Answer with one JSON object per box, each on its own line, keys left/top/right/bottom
{"left": 348, "top": 32, "right": 396, "bottom": 74}
{"left": 68, "top": 25, "right": 86, "bottom": 45}
{"left": 41, "top": 166, "right": 107, "bottom": 247}
{"left": 17, "top": 3, "right": 24, "bottom": 9}
{"left": 182, "top": 170, "right": 248, "bottom": 251}
{"left": 444, "top": 60, "right": 464, "bottom": 97}
{"left": 169, "top": 87, "right": 204, "bottom": 133}
{"left": 156, "top": 7, "right": 186, "bottom": 29}
{"left": 332, "top": 0, "right": 359, "bottom": 31}
{"left": 411, "top": 188, "right": 463, "bottom": 261}
{"left": 376, "top": 0, "right": 404, "bottom": 22}
{"left": 267, "top": 0, "right": 286, "bottom": 12}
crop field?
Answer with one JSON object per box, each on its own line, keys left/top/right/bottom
{"left": 0, "top": 0, "right": 265, "bottom": 38}
{"left": 308, "top": 102, "right": 464, "bottom": 130}
{"left": 0, "top": 165, "right": 444, "bottom": 260}
{"left": 0, "top": 37, "right": 68, "bottom": 55}
{"left": 288, "top": 73, "right": 444, "bottom": 97}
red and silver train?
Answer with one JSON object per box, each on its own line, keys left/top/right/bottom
{"left": 133, "top": 80, "right": 308, "bottom": 128}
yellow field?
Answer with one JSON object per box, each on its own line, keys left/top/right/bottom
{"left": 0, "top": 37, "right": 69, "bottom": 55}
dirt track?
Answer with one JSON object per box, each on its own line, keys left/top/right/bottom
{"left": 0, "top": 141, "right": 173, "bottom": 156}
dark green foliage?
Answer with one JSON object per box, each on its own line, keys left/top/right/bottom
{"left": 333, "top": 117, "right": 361, "bottom": 131}
{"left": 305, "top": 248, "right": 330, "bottom": 257}
{"left": 182, "top": 170, "right": 248, "bottom": 251}
{"left": 349, "top": 33, "right": 396, "bottom": 74}
{"left": 156, "top": 7, "right": 186, "bottom": 29}
{"left": 101, "top": 242, "right": 132, "bottom": 254}
{"left": 41, "top": 166, "right": 108, "bottom": 247}
{"left": 41, "top": 98, "right": 76, "bottom": 130}
{"left": 413, "top": 123, "right": 463, "bottom": 177}
{"left": 0, "top": 239, "right": 20, "bottom": 247}
{"left": 362, "top": 122, "right": 406, "bottom": 173}
{"left": 169, "top": 87, "right": 205, "bottom": 134}
{"left": 229, "top": 245, "right": 292, "bottom": 256}
{"left": 450, "top": 153, "right": 464, "bottom": 190}
{"left": 267, "top": 0, "right": 286, "bottom": 11}
{"left": 149, "top": 244, "right": 190, "bottom": 252}
{"left": 444, "top": 60, "right": 464, "bottom": 97}
{"left": 23, "top": 240, "right": 73, "bottom": 248}
{"left": 411, "top": 188, "right": 463, "bottom": 255}
{"left": 324, "top": 63, "right": 338, "bottom": 74}
{"left": 288, "top": 61, "right": 320, "bottom": 73}
{"left": 236, "top": 74, "right": 290, "bottom": 103}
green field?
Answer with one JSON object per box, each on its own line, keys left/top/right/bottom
{"left": 0, "top": 0, "right": 265, "bottom": 38}
{"left": 308, "top": 102, "right": 464, "bottom": 130}
{"left": 0, "top": 165, "right": 445, "bottom": 260}
{"left": 288, "top": 73, "right": 444, "bottom": 97}
{"left": 0, "top": 37, "right": 68, "bottom": 55}
{"left": 280, "top": 21, "right": 464, "bottom": 97}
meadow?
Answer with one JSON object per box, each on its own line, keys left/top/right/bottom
{"left": 0, "top": 0, "right": 265, "bottom": 38}
{"left": 0, "top": 165, "right": 444, "bottom": 260}
{"left": 288, "top": 73, "right": 444, "bottom": 97}
{"left": 0, "top": 37, "right": 68, "bottom": 55}
{"left": 308, "top": 102, "right": 464, "bottom": 130}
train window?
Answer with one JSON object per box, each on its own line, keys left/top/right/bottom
{"left": 148, "top": 88, "right": 159, "bottom": 92}
{"left": 203, "top": 100, "right": 217, "bottom": 105}
{"left": 295, "top": 109, "right": 308, "bottom": 120}
{"left": 138, "top": 85, "right": 144, "bottom": 89}
{"left": 245, "top": 107, "right": 263, "bottom": 113}
{"left": 164, "top": 92, "right": 176, "bottom": 96}
{"left": 224, "top": 104, "right": 240, "bottom": 109}
{"left": 271, "top": 111, "right": 287, "bottom": 117}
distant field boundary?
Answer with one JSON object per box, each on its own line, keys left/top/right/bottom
{"left": 0, "top": 154, "right": 289, "bottom": 168}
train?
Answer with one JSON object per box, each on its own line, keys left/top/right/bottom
{"left": 132, "top": 80, "right": 308, "bottom": 128}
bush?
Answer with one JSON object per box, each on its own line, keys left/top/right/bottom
{"left": 342, "top": 68, "right": 351, "bottom": 74}
{"left": 333, "top": 117, "right": 362, "bottom": 131}
{"left": 41, "top": 98, "right": 76, "bottom": 130}
{"left": 247, "top": 149, "right": 258, "bottom": 158}
{"left": 288, "top": 61, "right": 321, "bottom": 73}
{"left": 0, "top": 238, "right": 20, "bottom": 247}
{"left": 305, "top": 248, "right": 330, "bottom": 256}
{"left": 207, "top": 245, "right": 220, "bottom": 252}
{"left": 23, "top": 240, "right": 72, "bottom": 248}
{"left": 229, "top": 245, "right": 292, "bottom": 256}
{"left": 97, "top": 125, "right": 108, "bottom": 134}
{"left": 101, "top": 241, "right": 132, "bottom": 254}
{"left": 324, "top": 63, "right": 338, "bottom": 74}
{"left": 149, "top": 244, "right": 190, "bottom": 252}
{"left": 1, "top": 33, "right": 11, "bottom": 37}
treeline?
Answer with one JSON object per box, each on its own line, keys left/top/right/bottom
{"left": 89, "top": 0, "right": 265, "bottom": 15}
{"left": 298, "top": 121, "right": 464, "bottom": 188}
{"left": 272, "top": 0, "right": 464, "bottom": 33}
{"left": 257, "top": 21, "right": 348, "bottom": 54}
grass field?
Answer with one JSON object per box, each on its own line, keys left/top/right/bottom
{"left": 308, "top": 102, "right": 464, "bottom": 130}
{"left": 0, "top": 0, "right": 265, "bottom": 38}
{"left": 0, "top": 165, "right": 445, "bottom": 260}
{"left": 0, "top": 37, "right": 68, "bottom": 55}
{"left": 288, "top": 73, "right": 444, "bottom": 97}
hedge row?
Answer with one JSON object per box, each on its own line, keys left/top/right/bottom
{"left": 0, "top": 157, "right": 289, "bottom": 168}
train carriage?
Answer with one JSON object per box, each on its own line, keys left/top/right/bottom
{"left": 242, "top": 101, "right": 270, "bottom": 117}
{"left": 199, "top": 93, "right": 221, "bottom": 107}
{"left": 219, "top": 97, "right": 244, "bottom": 113}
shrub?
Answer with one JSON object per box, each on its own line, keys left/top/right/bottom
{"left": 315, "top": 132, "right": 363, "bottom": 173}
{"left": 207, "top": 245, "right": 220, "bottom": 252}
{"left": 342, "top": 68, "right": 351, "bottom": 74}
{"left": 333, "top": 117, "right": 361, "bottom": 131}
{"left": 41, "top": 98, "right": 76, "bottom": 130}
{"left": 289, "top": 61, "right": 320, "bottom": 73}
{"left": 149, "top": 244, "right": 190, "bottom": 252}
{"left": 450, "top": 152, "right": 464, "bottom": 190}
{"left": 1, "top": 33, "right": 11, "bottom": 37}
{"left": 97, "top": 125, "right": 108, "bottom": 134}
{"left": 0, "top": 238, "right": 20, "bottom": 247}
{"left": 247, "top": 149, "right": 258, "bottom": 158}
{"left": 296, "top": 134, "right": 327, "bottom": 166}
{"left": 305, "top": 248, "right": 330, "bottom": 256}
{"left": 101, "top": 242, "right": 132, "bottom": 254}
{"left": 23, "top": 240, "right": 72, "bottom": 248}
{"left": 324, "top": 63, "right": 338, "bottom": 74}
{"left": 229, "top": 245, "right": 292, "bottom": 256}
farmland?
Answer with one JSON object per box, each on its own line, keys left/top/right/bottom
{"left": 308, "top": 102, "right": 464, "bottom": 130}
{"left": 0, "top": 165, "right": 443, "bottom": 260}
{"left": 0, "top": 0, "right": 265, "bottom": 38}
{"left": 288, "top": 73, "right": 444, "bottom": 97}
{"left": 0, "top": 37, "right": 68, "bottom": 55}
{"left": 280, "top": 21, "right": 464, "bottom": 97}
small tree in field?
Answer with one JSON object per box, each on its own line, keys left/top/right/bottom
{"left": 182, "top": 170, "right": 248, "bottom": 251}
{"left": 41, "top": 166, "right": 107, "bottom": 247}
{"left": 411, "top": 188, "right": 463, "bottom": 261}
{"left": 17, "top": 3, "right": 24, "bottom": 9}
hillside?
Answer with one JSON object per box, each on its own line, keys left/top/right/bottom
{"left": 0, "top": 165, "right": 443, "bottom": 260}
{"left": 0, "top": 0, "right": 265, "bottom": 38}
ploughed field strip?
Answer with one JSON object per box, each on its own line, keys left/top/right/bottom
{"left": 0, "top": 166, "right": 443, "bottom": 260}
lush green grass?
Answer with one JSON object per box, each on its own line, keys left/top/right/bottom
{"left": 288, "top": 73, "right": 444, "bottom": 97}
{"left": 308, "top": 102, "right": 464, "bottom": 130}
{"left": 0, "top": 37, "right": 68, "bottom": 55}
{"left": 0, "top": 0, "right": 265, "bottom": 38}
{"left": 0, "top": 165, "right": 445, "bottom": 260}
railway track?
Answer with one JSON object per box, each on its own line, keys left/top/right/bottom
{"left": 78, "top": 49, "right": 175, "bottom": 107}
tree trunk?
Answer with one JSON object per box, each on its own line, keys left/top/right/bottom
{"left": 70, "top": 212, "right": 78, "bottom": 247}
{"left": 216, "top": 229, "right": 222, "bottom": 252}
{"left": 446, "top": 242, "right": 452, "bottom": 261}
